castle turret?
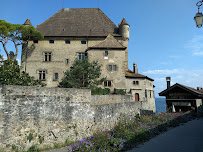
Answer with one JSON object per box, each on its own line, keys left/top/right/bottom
{"left": 119, "top": 18, "right": 130, "bottom": 40}
{"left": 23, "top": 18, "right": 32, "bottom": 26}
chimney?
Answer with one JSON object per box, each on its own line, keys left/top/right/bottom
{"left": 166, "top": 77, "right": 171, "bottom": 89}
{"left": 133, "top": 63, "right": 138, "bottom": 74}
{"left": 197, "top": 87, "right": 200, "bottom": 90}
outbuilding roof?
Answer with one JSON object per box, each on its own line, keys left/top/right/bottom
{"left": 87, "top": 34, "right": 126, "bottom": 50}
{"left": 36, "top": 8, "right": 121, "bottom": 37}
{"left": 159, "top": 83, "right": 203, "bottom": 97}
{"left": 125, "top": 69, "right": 154, "bottom": 81}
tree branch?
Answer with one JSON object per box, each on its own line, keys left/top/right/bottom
{"left": 1, "top": 37, "right": 10, "bottom": 60}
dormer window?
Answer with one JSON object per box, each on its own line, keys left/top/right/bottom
{"left": 49, "top": 40, "right": 54, "bottom": 44}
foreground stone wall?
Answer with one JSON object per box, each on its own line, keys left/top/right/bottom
{"left": 0, "top": 85, "right": 153, "bottom": 151}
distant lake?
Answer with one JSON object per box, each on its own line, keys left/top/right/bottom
{"left": 155, "top": 97, "right": 166, "bottom": 113}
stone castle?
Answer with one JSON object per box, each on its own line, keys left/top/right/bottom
{"left": 21, "top": 8, "right": 155, "bottom": 103}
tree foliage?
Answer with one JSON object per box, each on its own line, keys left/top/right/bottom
{"left": 0, "top": 59, "right": 45, "bottom": 86}
{"left": 0, "top": 20, "right": 43, "bottom": 60}
{"left": 58, "top": 58, "right": 105, "bottom": 88}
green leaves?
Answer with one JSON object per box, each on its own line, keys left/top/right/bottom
{"left": 58, "top": 58, "right": 105, "bottom": 89}
{"left": 0, "top": 59, "right": 45, "bottom": 86}
{"left": 0, "top": 20, "right": 44, "bottom": 60}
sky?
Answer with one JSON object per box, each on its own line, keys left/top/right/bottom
{"left": 0, "top": 0, "right": 203, "bottom": 97}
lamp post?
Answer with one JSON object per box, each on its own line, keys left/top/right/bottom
{"left": 194, "top": 0, "right": 203, "bottom": 28}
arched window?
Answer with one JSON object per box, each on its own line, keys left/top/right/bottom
{"left": 135, "top": 93, "right": 139, "bottom": 102}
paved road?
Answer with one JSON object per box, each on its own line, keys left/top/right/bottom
{"left": 127, "top": 118, "right": 203, "bottom": 152}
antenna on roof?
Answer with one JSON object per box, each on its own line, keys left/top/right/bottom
{"left": 62, "top": 0, "right": 64, "bottom": 9}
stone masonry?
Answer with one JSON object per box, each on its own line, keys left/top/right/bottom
{"left": 0, "top": 85, "right": 155, "bottom": 151}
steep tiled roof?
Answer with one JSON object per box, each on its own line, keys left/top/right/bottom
{"left": 23, "top": 18, "right": 32, "bottom": 26}
{"left": 159, "top": 83, "right": 203, "bottom": 97}
{"left": 125, "top": 69, "right": 154, "bottom": 81}
{"left": 36, "top": 8, "right": 121, "bottom": 37}
{"left": 87, "top": 34, "right": 126, "bottom": 50}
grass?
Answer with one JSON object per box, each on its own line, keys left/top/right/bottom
{"left": 68, "top": 111, "right": 195, "bottom": 152}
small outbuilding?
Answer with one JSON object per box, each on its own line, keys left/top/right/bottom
{"left": 159, "top": 77, "right": 203, "bottom": 112}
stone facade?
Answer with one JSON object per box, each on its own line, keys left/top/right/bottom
{"left": 0, "top": 85, "right": 155, "bottom": 151}
{"left": 21, "top": 8, "right": 155, "bottom": 106}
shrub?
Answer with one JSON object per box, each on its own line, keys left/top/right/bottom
{"left": 91, "top": 87, "right": 110, "bottom": 95}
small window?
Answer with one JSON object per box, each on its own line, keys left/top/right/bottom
{"left": 78, "top": 53, "right": 86, "bottom": 61}
{"left": 104, "top": 80, "right": 112, "bottom": 87}
{"left": 145, "top": 89, "right": 147, "bottom": 98}
{"left": 105, "top": 51, "right": 108, "bottom": 56}
{"left": 133, "top": 81, "right": 139, "bottom": 85}
{"left": 65, "top": 40, "right": 70, "bottom": 44}
{"left": 108, "top": 65, "right": 112, "bottom": 71}
{"left": 66, "top": 59, "right": 69, "bottom": 64}
{"left": 33, "top": 40, "right": 38, "bottom": 43}
{"left": 44, "top": 52, "right": 52, "bottom": 62}
{"left": 113, "top": 65, "right": 116, "bottom": 71}
{"left": 49, "top": 40, "right": 54, "bottom": 44}
{"left": 38, "top": 71, "right": 46, "bottom": 80}
{"left": 54, "top": 73, "right": 58, "bottom": 80}
{"left": 81, "top": 41, "right": 86, "bottom": 44}
{"left": 150, "top": 91, "right": 152, "bottom": 98}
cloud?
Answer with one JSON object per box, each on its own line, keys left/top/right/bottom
{"left": 144, "top": 69, "right": 203, "bottom": 97}
{"left": 185, "top": 35, "right": 203, "bottom": 56}
{"left": 169, "top": 55, "right": 181, "bottom": 59}
{"left": 143, "top": 69, "right": 181, "bottom": 75}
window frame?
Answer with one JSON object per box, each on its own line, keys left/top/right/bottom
{"left": 54, "top": 73, "right": 58, "bottom": 80}
{"left": 44, "top": 52, "right": 52, "bottom": 62}
{"left": 105, "top": 51, "right": 108, "bottom": 56}
{"left": 38, "top": 70, "right": 46, "bottom": 80}
{"left": 104, "top": 80, "right": 112, "bottom": 87}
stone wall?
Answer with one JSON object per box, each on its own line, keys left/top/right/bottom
{"left": 0, "top": 85, "right": 153, "bottom": 151}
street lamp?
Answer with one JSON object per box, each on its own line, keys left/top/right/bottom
{"left": 194, "top": 1, "right": 203, "bottom": 28}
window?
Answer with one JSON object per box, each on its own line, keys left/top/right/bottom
{"left": 133, "top": 81, "right": 139, "bottom": 85}
{"left": 49, "top": 40, "right": 54, "bottom": 43}
{"left": 33, "top": 40, "right": 38, "bottom": 43}
{"left": 113, "top": 65, "right": 116, "bottom": 71}
{"left": 78, "top": 53, "right": 86, "bottom": 61}
{"left": 54, "top": 73, "right": 58, "bottom": 80}
{"left": 65, "top": 40, "right": 70, "bottom": 44}
{"left": 108, "top": 65, "right": 112, "bottom": 71}
{"left": 81, "top": 41, "right": 86, "bottom": 44}
{"left": 105, "top": 51, "right": 108, "bottom": 56}
{"left": 150, "top": 91, "right": 152, "bottom": 98}
{"left": 145, "top": 89, "right": 147, "bottom": 98}
{"left": 38, "top": 71, "right": 46, "bottom": 80}
{"left": 104, "top": 80, "right": 112, "bottom": 87}
{"left": 44, "top": 52, "right": 52, "bottom": 62}
{"left": 66, "top": 59, "right": 69, "bottom": 64}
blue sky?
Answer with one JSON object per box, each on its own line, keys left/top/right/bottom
{"left": 0, "top": 0, "right": 203, "bottom": 96}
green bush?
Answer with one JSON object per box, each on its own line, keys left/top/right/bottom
{"left": 114, "top": 89, "right": 126, "bottom": 95}
{"left": 91, "top": 87, "right": 110, "bottom": 95}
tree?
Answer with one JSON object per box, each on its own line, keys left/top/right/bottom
{"left": 58, "top": 58, "right": 105, "bottom": 88}
{"left": 0, "top": 20, "right": 43, "bottom": 60}
{"left": 0, "top": 59, "right": 45, "bottom": 86}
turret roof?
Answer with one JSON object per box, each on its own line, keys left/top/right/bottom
{"left": 87, "top": 34, "right": 126, "bottom": 50}
{"left": 36, "top": 8, "right": 121, "bottom": 37}
{"left": 120, "top": 18, "right": 129, "bottom": 26}
{"left": 23, "top": 18, "right": 32, "bottom": 26}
